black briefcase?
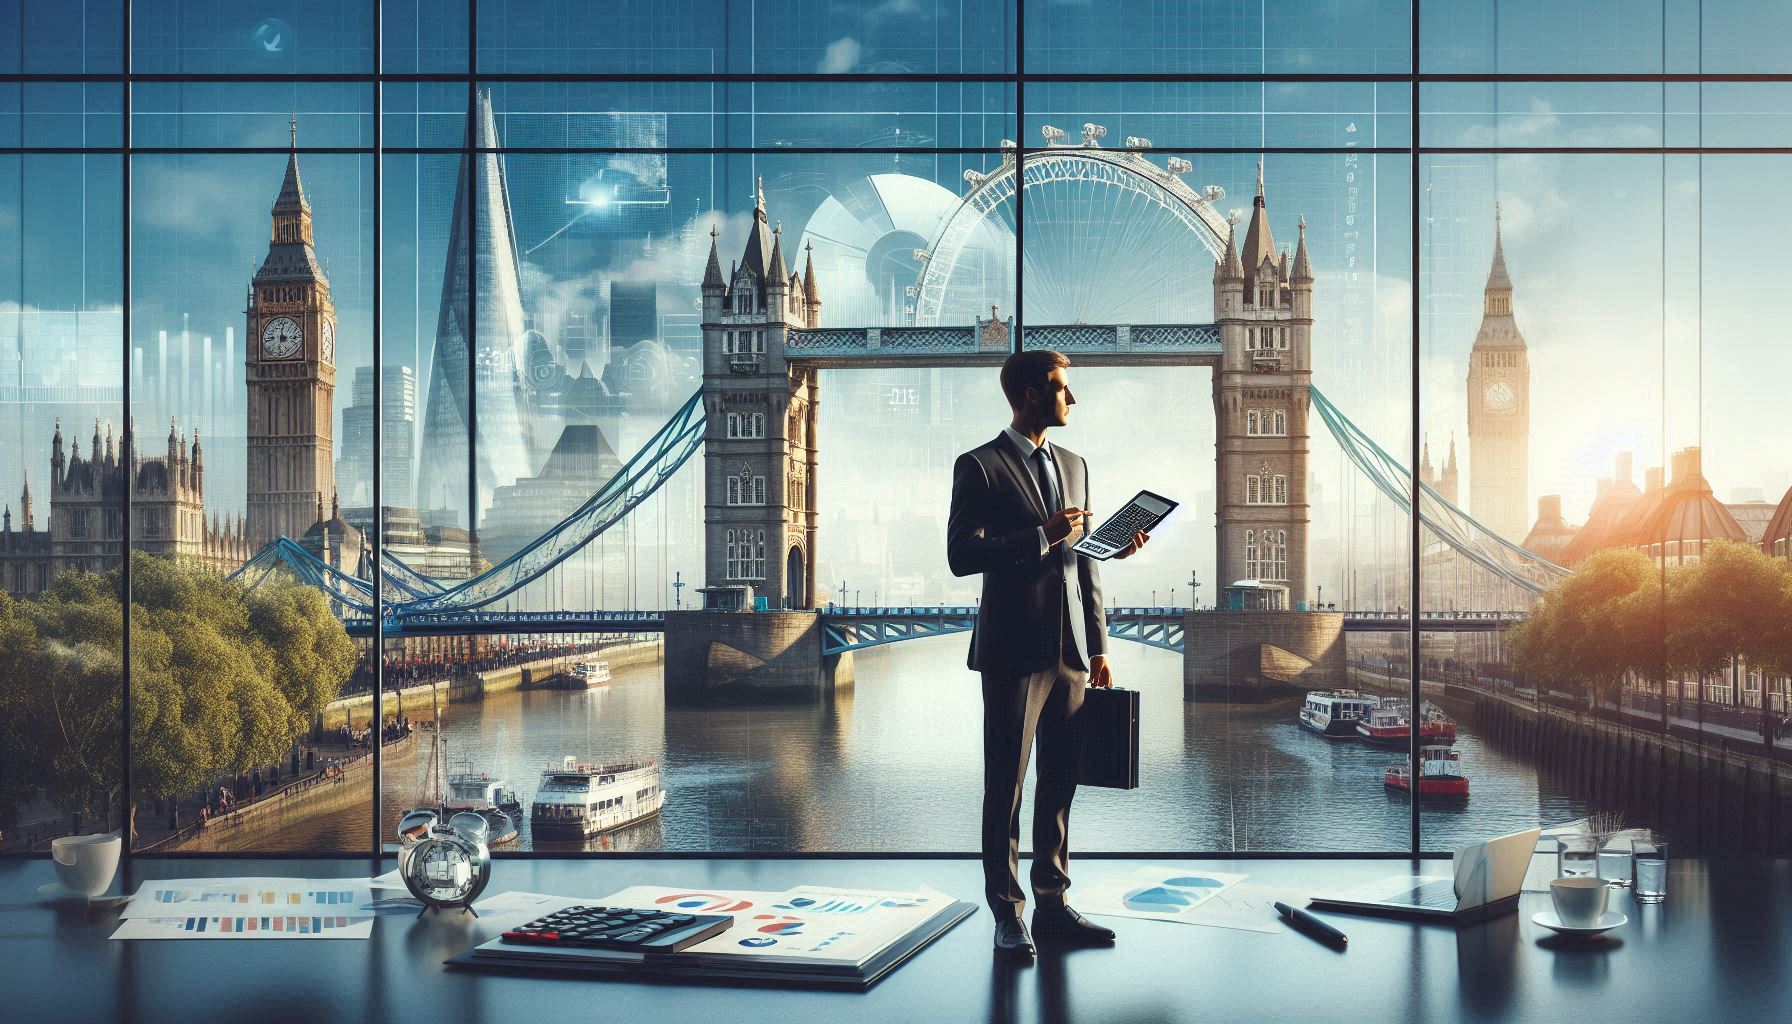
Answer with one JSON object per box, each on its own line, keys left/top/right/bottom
{"left": 1076, "top": 686, "right": 1140, "bottom": 790}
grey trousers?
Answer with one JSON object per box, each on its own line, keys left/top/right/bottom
{"left": 980, "top": 649, "right": 1088, "bottom": 920}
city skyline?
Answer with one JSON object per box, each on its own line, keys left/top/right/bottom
{"left": 7, "top": 151, "right": 1792, "bottom": 606}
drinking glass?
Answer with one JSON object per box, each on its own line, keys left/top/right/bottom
{"left": 1558, "top": 835, "right": 1597, "bottom": 878}
{"left": 1598, "top": 839, "right": 1634, "bottom": 886}
{"left": 1633, "top": 839, "right": 1668, "bottom": 903}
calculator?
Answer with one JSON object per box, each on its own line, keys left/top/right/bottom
{"left": 1071, "top": 489, "right": 1177, "bottom": 560}
{"left": 501, "top": 905, "right": 734, "bottom": 954}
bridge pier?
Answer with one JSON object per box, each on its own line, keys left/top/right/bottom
{"left": 1182, "top": 610, "right": 1346, "bottom": 701}
{"left": 664, "top": 610, "right": 854, "bottom": 705}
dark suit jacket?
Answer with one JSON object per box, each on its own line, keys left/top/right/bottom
{"left": 947, "top": 433, "right": 1106, "bottom": 677}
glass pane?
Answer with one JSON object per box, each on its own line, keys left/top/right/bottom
{"left": 0, "top": 83, "right": 123, "bottom": 149}
{"left": 1697, "top": 156, "right": 1792, "bottom": 810}
{"left": 1422, "top": 82, "right": 1792, "bottom": 152}
{"left": 130, "top": 150, "right": 374, "bottom": 852}
{"left": 382, "top": 0, "right": 469, "bottom": 73}
{"left": 1417, "top": 153, "right": 1673, "bottom": 851}
{"left": 1422, "top": 82, "right": 1668, "bottom": 149}
{"left": 0, "top": 153, "right": 126, "bottom": 853}
{"left": 482, "top": 81, "right": 1016, "bottom": 151}
{"left": 131, "top": 0, "right": 374, "bottom": 74}
{"left": 132, "top": 82, "right": 372, "bottom": 149}
{"left": 381, "top": 82, "right": 467, "bottom": 150}
{"left": 0, "top": 0, "right": 124, "bottom": 72}
{"left": 1028, "top": 82, "right": 1410, "bottom": 152}
{"left": 1028, "top": 0, "right": 1411, "bottom": 74}
{"left": 476, "top": 0, "right": 1014, "bottom": 74}
{"left": 1018, "top": 151, "right": 1411, "bottom": 851}
{"left": 1423, "top": 0, "right": 1792, "bottom": 74}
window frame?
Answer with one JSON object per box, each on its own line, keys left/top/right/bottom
{"left": 12, "top": 1, "right": 1776, "bottom": 862}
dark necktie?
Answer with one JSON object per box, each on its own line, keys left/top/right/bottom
{"left": 1032, "top": 446, "right": 1061, "bottom": 514}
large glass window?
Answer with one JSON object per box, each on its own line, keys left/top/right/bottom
{"left": 4, "top": 2, "right": 1788, "bottom": 860}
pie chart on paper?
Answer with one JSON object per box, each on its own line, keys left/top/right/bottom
{"left": 1121, "top": 876, "right": 1232, "bottom": 913}
{"left": 1122, "top": 886, "right": 1195, "bottom": 913}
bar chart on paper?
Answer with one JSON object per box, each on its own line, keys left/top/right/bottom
{"left": 111, "top": 915, "right": 375, "bottom": 940}
{"left": 120, "top": 878, "right": 376, "bottom": 918}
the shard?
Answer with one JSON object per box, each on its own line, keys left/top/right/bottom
{"left": 418, "top": 87, "right": 536, "bottom": 527}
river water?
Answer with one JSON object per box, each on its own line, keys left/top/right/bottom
{"left": 269, "top": 635, "right": 1602, "bottom": 854}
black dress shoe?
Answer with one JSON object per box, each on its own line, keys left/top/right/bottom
{"left": 994, "top": 916, "right": 1036, "bottom": 958}
{"left": 1032, "top": 905, "right": 1116, "bottom": 945}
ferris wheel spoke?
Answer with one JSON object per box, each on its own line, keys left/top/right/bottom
{"left": 923, "top": 147, "right": 1224, "bottom": 328}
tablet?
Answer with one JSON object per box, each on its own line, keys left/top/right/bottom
{"left": 1071, "top": 489, "right": 1177, "bottom": 560}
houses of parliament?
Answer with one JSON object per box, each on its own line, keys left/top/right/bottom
{"left": 0, "top": 129, "right": 351, "bottom": 597}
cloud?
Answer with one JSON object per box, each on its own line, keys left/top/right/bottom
{"left": 131, "top": 159, "right": 270, "bottom": 238}
{"left": 819, "top": 37, "right": 862, "bottom": 74}
{"left": 1449, "top": 97, "right": 1661, "bottom": 150}
{"left": 518, "top": 208, "right": 758, "bottom": 363}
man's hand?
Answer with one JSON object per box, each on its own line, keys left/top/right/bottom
{"left": 1043, "top": 507, "right": 1089, "bottom": 546}
{"left": 1113, "top": 530, "right": 1151, "bottom": 560}
{"left": 1089, "top": 655, "right": 1115, "bottom": 689}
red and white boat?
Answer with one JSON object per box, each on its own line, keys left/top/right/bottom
{"left": 1384, "top": 744, "right": 1470, "bottom": 801}
{"left": 1355, "top": 700, "right": 1457, "bottom": 749}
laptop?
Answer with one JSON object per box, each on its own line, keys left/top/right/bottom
{"left": 1308, "top": 827, "right": 1541, "bottom": 922}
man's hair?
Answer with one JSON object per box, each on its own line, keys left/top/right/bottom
{"left": 999, "top": 349, "right": 1071, "bottom": 410}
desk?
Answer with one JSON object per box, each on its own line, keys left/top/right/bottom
{"left": 1, "top": 857, "right": 1787, "bottom": 1024}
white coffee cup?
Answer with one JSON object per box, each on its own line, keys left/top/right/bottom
{"left": 51, "top": 833, "right": 121, "bottom": 898}
{"left": 1549, "top": 876, "right": 1608, "bottom": 928}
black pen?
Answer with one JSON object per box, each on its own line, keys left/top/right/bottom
{"left": 1274, "top": 901, "right": 1348, "bottom": 947}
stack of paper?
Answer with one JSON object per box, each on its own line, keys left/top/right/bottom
{"left": 110, "top": 877, "right": 376, "bottom": 940}
{"left": 449, "top": 884, "right": 975, "bottom": 989}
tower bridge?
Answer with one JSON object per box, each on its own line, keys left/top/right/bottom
{"left": 235, "top": 132, "right": 1565, "bottom": 704}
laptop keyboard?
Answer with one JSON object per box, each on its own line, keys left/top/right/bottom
{"left": 1399, "top": 879, "right": 1458, "bottom": 909}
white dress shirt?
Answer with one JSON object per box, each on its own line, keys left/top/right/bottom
{"left": 1002, "top": 426, "right": 1062, "bottom": 558}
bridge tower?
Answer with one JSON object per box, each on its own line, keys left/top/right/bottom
{"left": 1211, "top": 163, "right": 1313, "bottom": 606}
{"left": 699, "top": 181, "right": 822, "bottom": 609}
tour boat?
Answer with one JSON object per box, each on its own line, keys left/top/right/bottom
{"left": 1299, "top": 689, "right": 1381, "bottom": 738}
{"left": 1355, "top": 700, "right": 1458, "bottom": 749}
{"left": 1384, "top": 744, "right": 1470, "bottom": 801}
{"left": 571, "top": 659, "right": 612, "bottom": 689}
{"left": 530, "top": 756, "right": 664, "bottom": 836}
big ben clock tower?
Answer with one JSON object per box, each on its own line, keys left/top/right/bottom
{"left": 246, "top": 118, "right": 337, "bottom": 547}
{"left": 1465, "top": 207, "right": 1530, "bottom": 542}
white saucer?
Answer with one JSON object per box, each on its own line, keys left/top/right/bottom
{"left": 38, "top": 881, "right": 129, "bottom": 906}
{"left": 1533, "top": 909, "right": 1627, "bottom": 936}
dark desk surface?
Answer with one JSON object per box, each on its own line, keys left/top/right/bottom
{"left": 1, "top": 856, "right": 1787, "bottom": 1024}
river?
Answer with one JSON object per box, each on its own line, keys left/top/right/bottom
{"left": 270, "top": 635, "right": 1598, "bottom": 853}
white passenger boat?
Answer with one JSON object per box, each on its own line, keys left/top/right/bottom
{"left": 529, "top": 756, "right": 664, "bottom": 836}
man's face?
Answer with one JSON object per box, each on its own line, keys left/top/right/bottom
{"left": 1030, "top": 367, "right": 1075, "bottom": 427}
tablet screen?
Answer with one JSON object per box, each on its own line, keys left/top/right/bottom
{"left": 1072, "top": 490, "right": 1176, "bottom": 560}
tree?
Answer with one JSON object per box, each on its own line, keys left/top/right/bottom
{"left": 1664, "top": 540, "right": 1792, "bottom": 714}
{"left": 1511, "top": 548, "right": 1658, "bottom": 709}
{"left": 0, "top": 553, "right": 356, "bottom": 839}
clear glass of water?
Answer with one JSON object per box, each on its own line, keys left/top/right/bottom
{"left": 1633, "top": 839, "right": 1668, "bottom": 903}
{"left": 1558, "top": 835, "right": 1598, "bottom": 878}
{"left": 1598, "top": 839, "right": 1634, "bottom": 886}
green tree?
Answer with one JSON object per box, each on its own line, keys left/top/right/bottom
{"left": 1664, "top": 540, "right": 1792, "bottom": 712}
{"left": 1511, "top": 548, "right": 1658, "bottom": 708}
{"left": 0, "top": 553, "right": 356, "bottom": 840}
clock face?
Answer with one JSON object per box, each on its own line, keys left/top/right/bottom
{"left": 262, "top": 316, "right": 303, "bottom": 360}
{"left": 320, "top": 318, "right": 335, "bottom": 363}
{"left": 1484, "top": 379, "right": 1517, "bottom": 413}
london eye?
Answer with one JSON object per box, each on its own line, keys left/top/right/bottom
{"left": 912, "top": 124, "right": 1234, "bottom": 327}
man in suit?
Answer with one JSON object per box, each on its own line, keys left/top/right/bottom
{"left": 947, "top": 349, "right": 1149, "bottom": 959}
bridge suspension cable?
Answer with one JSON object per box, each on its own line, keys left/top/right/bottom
{"left": 395, "top": 387, "right": 707, "bottom": 613}
{"left": 1309, "top": 385, "right": 1568, "bottom": 594}
{"left": 230, "top": 387, "right": 707, "bottom": 618}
